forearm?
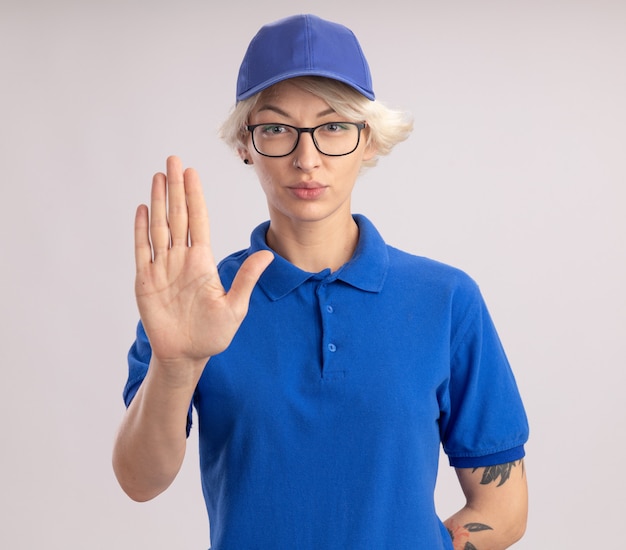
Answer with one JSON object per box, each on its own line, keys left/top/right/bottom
{"left": 112, "top": 356, "right": 205, "bottom": 501}
{"left": 444, "top": 506, "right": 524, "bottom": 550}
{"left": 445, "top": 461, "right": 528, "bottom": 550}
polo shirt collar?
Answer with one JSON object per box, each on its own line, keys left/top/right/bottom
{"left": 250, "top": 214, "right": 389, "bottom": 301}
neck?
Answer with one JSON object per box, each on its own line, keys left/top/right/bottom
{"left": 266, "top": 214, "right": 359, "bottom": 273}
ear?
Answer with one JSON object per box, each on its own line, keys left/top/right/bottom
{"left": 362, "top": 142, "right": 378, "bottom": 162}
{"left": 237, "top": 148, "right": 253, "bottom": 165}
{"left": 361, "top": 125, "right": 378, "bottom": 162}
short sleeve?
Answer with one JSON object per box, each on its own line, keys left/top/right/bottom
{"left": 439, "top": 284, "right": 529, "bottom": 468}
{"left": 123, "top": 321, "right": 193, "bottom": 436}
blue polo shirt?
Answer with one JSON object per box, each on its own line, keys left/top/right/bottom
{"left": 125, "top": 214, "right": 528, "bottom": 550}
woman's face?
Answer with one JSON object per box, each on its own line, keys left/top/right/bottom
{"left": 243, "top": 80, "right": 376, "bottom": 227}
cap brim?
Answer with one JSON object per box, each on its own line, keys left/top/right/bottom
{"left": 236, "top": 70, "right": 375, "bottom": 102}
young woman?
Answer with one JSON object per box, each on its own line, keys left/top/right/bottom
{"left": 113, "top": 14, "right": 529, "bottom": 550}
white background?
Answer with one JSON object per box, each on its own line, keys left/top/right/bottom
{"left": 1, "top": 0, "right": 624, "bottom": 548}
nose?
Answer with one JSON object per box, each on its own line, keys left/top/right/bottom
{"left": 292, "top": 130, "right": 321, "bottom": 171}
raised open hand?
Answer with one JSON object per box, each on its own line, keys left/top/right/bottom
{"left": 134, "top": 156, "right": 273, "bottom": 367}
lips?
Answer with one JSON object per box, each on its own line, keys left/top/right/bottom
{"left": 288, "top": 181, "right": 327, "bottom": 200}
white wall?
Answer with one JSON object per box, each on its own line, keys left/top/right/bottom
{"left": 1, "top": 0, "right": 624, "bottom": 548}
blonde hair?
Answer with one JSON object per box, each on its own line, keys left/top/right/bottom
{"left": 219, "top": 77, "right": 413, "bottom": 168}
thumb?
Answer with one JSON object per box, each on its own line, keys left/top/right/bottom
{"left": 226, "top": 250, "right": 274, "bottom": 318}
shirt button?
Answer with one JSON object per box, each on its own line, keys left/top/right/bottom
{"left": 327, "top": 343, "right": 337, "bottom": 352}
{"left": 326, "top": 305, "right": 334, "bottom": 313}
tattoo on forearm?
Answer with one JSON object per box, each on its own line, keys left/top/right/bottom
{"left": 447, "top": 522, "right": 493, "bottom": 550}
{"left": 473, "top": 459, "right": 524, "bottom": 487}
{"left": 446, "top": 461, "right": 523, "bottom": 548}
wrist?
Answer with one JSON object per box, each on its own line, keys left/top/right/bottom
{"left": 148, "top": 355, "right": 208, "bottom": 391}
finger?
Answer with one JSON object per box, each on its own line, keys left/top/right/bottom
{"left": 226, "top": 250, "right": 274, "bottom": 319}
{"left": 150, "top": 171, "right": 170, "bottom": 255}
{"left": 134, "top": 204, "right": 152, "bottom": 271}
{"left": 166, "top": 156, "right": 189, "bottom": 247}
{"left": 183, "top": 167, "right": 211, "bottom": 247}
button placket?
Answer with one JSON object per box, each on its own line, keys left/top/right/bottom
{"left": 316, "top": 283, "right": 339, "bottom": 375}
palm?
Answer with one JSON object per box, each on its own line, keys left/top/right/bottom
{"left": 134, "top": 156, "right": 272, "bottom": 364}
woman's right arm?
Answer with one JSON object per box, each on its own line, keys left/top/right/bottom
{"left": 112, "top": 355, "right": 205, "bottom": 501}
{"left": 112, "top": 156, "right": 273, "bottom": 501}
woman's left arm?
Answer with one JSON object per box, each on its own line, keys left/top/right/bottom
{"left": 444, "top": 459, "right": 528, "bottom": 550}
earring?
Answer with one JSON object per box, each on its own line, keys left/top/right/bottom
{"left": 243, "top": 159, "right": 250, "bottom": 165}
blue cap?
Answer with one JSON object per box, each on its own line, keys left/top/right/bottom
{"left": 236, "top": 14, "right": 375, "bottom": 102}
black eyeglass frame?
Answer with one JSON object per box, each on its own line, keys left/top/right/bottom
{"left": 245, "top": 122, "right": 367, "bottom": 158}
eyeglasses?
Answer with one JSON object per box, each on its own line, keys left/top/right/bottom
{"left": 246, "top": 122, "right": 366, "bottom": 158}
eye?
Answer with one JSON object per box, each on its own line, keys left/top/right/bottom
{"left": 321, "top": 123, "right": 349, "bottom": 133}
{"left": 259, "top": 124, "right": 289, "bottom": 136}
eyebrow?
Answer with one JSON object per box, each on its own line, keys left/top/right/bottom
{"left": 255, "top": 105, "right": 336, "bottom": 120}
